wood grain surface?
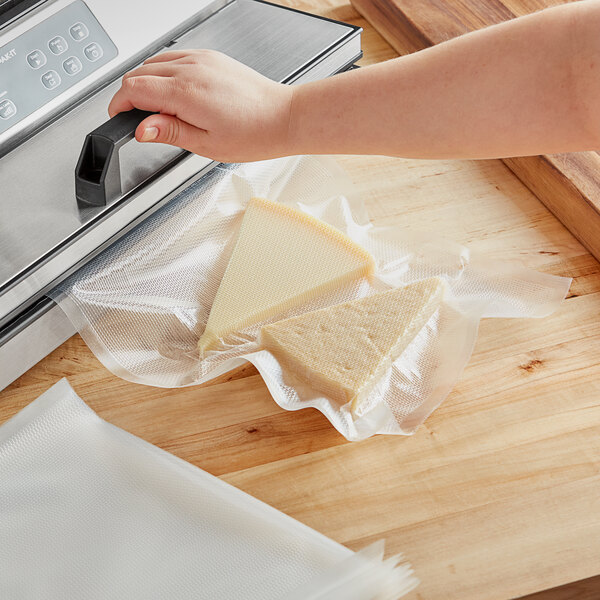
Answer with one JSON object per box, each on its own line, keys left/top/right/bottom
{"left": 349, "top": 0, "right": 600, "bottom": 266}
{"left": 2, "top": 1, "right": 600, "bottom": 599}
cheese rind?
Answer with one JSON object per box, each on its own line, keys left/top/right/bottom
{"left": 260, "top": 278, "right": 446, "bottom": 411}
{"left": 198, "top": 197, "right": 374, "bottom": 355}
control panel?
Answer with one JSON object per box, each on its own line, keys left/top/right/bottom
{"left": 0, "top": 0, "right": 117, "bottom": 135}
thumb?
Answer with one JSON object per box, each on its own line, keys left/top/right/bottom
{"left": 135, "top": 114, "right": 207, "bottom": 153}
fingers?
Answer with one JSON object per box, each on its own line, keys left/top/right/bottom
{"left": 110, "top": 60, "right": 186, "bottom": 116}
{"left": 109, "top": 49, "right": 225, "bottom": 118}
{"left": 108, "top": 76, "right": 178, "bottom": 117}
{"left": 109, "top": 55, "right": 200, "bottom": 117}
{"left": 135, "top": 113, "right": 209, "bottom": 155}
{"left": 143, "top": 50, "right": 199, "bottom": 65}
{"left": 122, "top": 62, "right": 178, "bottom": 82}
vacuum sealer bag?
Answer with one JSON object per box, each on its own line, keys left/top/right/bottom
{"left": 50, "top": 156, "right": 571, "bottom": 441}
{"left": 0, "top": 378, "right": 416, "bottom": 599}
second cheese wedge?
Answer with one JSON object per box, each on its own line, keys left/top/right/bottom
{"left": 198, "top": 197, "right": 374, "bottom": 355}
{"left": 261, "top": 278, "right": 446, "bottom": 411}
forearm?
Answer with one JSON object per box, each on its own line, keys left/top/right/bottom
{"left": 288, "top": 0, "right": 600, "bottom": 159}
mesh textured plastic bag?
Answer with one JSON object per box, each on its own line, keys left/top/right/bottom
{"left": 50, "top": 156, "right": 571, "bottom": 440}
{"left": 0, "top": 379, "right": 417, "bottom": 599}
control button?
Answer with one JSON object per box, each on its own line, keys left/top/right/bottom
{"left": 0, "top": 99, "right": 16, "bottom": 120}
{"left": 83, "top": 42, "right": 103, "bottom": 62}
{"left": 48, "top": 36, "right": 68, "bottom": 55}
{"left": 26, "top": 49, "right": 46, "bottom": 69}
{"left": 62, "top": 56, "right": 82, "bottom": 76}
{"left": 69, "top": 22, "right": 89, "bottom": 41}
{"left": 41, "top": 70, "right": 61, "bottom": 90}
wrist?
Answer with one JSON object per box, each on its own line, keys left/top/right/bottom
{"left": 283, "top": 82, "right": 307, "bottom": 156}
{"left": 282, "top": 76, "right": 345, "bottom": 157}
{"left": 258, "top": 82, "right": 295, "bottom": 159}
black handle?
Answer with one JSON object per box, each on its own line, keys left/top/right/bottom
{"left": 75, "top": 109, "right": 154, "bottom": 207}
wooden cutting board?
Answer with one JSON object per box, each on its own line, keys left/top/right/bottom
{"left": 349, "top": 0, "right": 600, "bottom": 262}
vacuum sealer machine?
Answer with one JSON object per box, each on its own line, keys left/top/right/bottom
{"left": 0, "top": 0, "right": 362, "bottom": 389}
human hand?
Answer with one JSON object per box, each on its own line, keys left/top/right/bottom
{"left": 108, "top": 49, "right": 294, "bottom": 162}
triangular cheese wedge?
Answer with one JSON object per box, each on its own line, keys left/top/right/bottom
{"left": 261, "top": 278, "right": 446, "bottom": 411}
{"left": 198, "top": 197, "right": 374, "bottom": 355}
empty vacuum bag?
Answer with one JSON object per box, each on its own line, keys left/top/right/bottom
{"left": 50, "top": 156, "right": 571, "bottom": 440}
{"left": 0, "top": 379, "right": 416, "bottom": 599}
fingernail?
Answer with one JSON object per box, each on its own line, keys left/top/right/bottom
{"left": 140, "top": 126, "right": 159, "bottom": 142}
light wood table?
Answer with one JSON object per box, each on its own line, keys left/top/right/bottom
{"left": 2, "top": 1, "right": 600, "bottom": 598}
